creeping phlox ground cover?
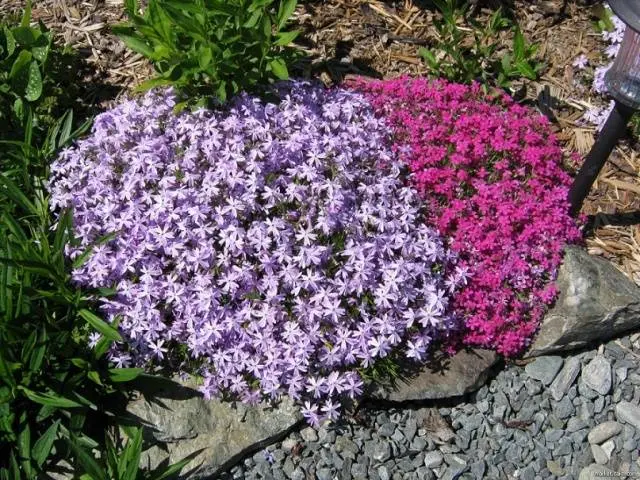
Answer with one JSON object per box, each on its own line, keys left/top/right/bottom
{"left": 47, "top": 81, "right": 468, "bottom": 425}
{"left": 351, "top": 77, "right": 582, "bottom": 357}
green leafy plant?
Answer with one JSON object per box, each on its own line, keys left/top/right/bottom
{"left": 0, "top": 0, "right": 51, "bottom": 132}
{"left": 418, "top": 0, "right": 542, "bottom": 89}
{"left": 113, "top": 0, "right": 300, "bottom": 105}
{"left": 68, "top": 426, "right": 200, "bottom": 480}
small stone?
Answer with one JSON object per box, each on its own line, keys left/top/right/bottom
{"left": 579, "top": 464, "right": 610, "bottom": 480}
{"left": 441, "top": 456, "right": 467, "bottom": 480}
{"left": 477, "top": 400, "right": 489, "bottom": 413}
{"left": 588, "top": 421, "right": 623, "bottom": 444}
{"left": 567, "top": 417, "right": 587, "bottom": 433}
{"left": 403, "top": 419, "right": 418, "bottom": 443}
{"left": 547, "top": 460, "right": 564, "bottom": 476}
{"left": 424, "top": 451, "right": 444, "bottom": 469}
{"left": 624, "top": 439, "right": 637, "bottom": 451}
{"left": 316, "top": 468, "right": 332, "bottom": 480}
{"left": 342, "top": 458, "right": 353, "bottom": 479}
{"left": 629, "top": 373, "right": 640, "bottom": 385}
{"left": 336, "top": 437, "right": 359, "bottom": 457}
{"left": 602, "top": 439, "right": 615, "bottom": 459}
{"left": 594, "top": 396, "right": 605, "bottom": 414}
{"left": 410, "top": 437, "right": 427, "bottom": 451}
{"left": 578, "top": 377, "right": 601, "bottom": 399}
{"left": 617, "top": 401, "right": 640, "bottom": 431}
{"left": 571, "top": 429, "right": 589, "bottom": 444}
{"left": 555, "top": 438, "right": 573, "bottom": 457}
{"left": 377, "top": 466, "right": 390, "bottom": 480}
{"left": 379, "top": 423, "right": 396, "bottom": 437}
{"left": 545, "top": 428, "right": 564, "bottom": 443}
{"left": 372, "top": 442, "right": 391, "bottom": 463}
{"left": 582, "top": 355, "right": 612, "bottom": 395}
{"left": 469, "top": 461, "right": 485, "bottom": 478}
{"left": 579, "top": 400, "right": 595, "bottom": 423}
{"left": 554, "top": 396, "right": 575, "bottom": 419}
{"left": 591, "top": 444, "right": 609, "bottom": 465}
{"left": 525, "top": 356, "right": 564, "bottom": 385}
{"left": 455, "top": 430, "right": 471, "bottom": 450}
{"left": 505, "top": 444, "right": 522, "bottom": 463}
{"left": 351, "top": 463, "right": 367, "bottom": 480}
{"left": 617, "top": 367, "right": 629, "bottom": 383}
{"left": 525, "top": 378, "right": 542, "bottom": 396}
{"left": 550, "top": 357, "right": 581, "bottom": 401}
{"left": 300, "top": 427, "right": 318, "bottom": 443}
{"left": 520, "top": 466, "right": 536, "bottom": 480}
{"left": 290, "top": 468, "right": 305, "bottom": 480}
{"left": 391, "top": 429, "right": 405, "bottom": 443}
{"left": 416, "top": 467, "right": 434, "bottom": 480}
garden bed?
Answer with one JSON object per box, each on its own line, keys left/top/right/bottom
{"left": 3, "top": 0, "right": 640, "bottom": 478}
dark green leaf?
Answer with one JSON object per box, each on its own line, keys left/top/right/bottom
{"left": 79, "top": 309, "right": 123, "bottom": 342}
{"left": 32, "top": 420, "right": 59, "bottom": 468}
{"left": 199, "top": 46, "right": 213, "bottom": 69}
{"left": 516, "top": 61, "right": 537, "bottom": 80}
{"left": 9, "top": 49, "right": 32, "bottom": 79}
{"left": 269, "top": 57, "right": 288, "bottom": 79}
{"left": 0, "top": 174, "right": 38, "bottom": 215}
{"left": 21, "top": 0, "right": 32, "bottom": 28}
{"left": 29, "top": 327, "right": 47, "bottom": 372}
{"left": 66, "top": 435, "right": 105, "bottom": 480}
{"left": 276, "top": 0, "right": 297, "bottom": 31}
{"left": 12, "top": 26, "right": 36, "bottom": 46}
{"left": 513, "top": 29, "right": 525, "bottom": 59}
{"left": 4, "top": 27, "right": 16, "bottom": 56}
{"left": 107, "top": 368, "right": 143, "bottom": 383}
{"left": 17, "top": 414, "right": 33, "bottom": 478}
{"left": 122, "top": 428, "right": 143, "bottom": 480}
{"left": 112, "top": 28, "right": 155, "bottom": 57}
{"left": 0, "top": 352, "right": 16, "bottom": 390}
{"left": 19, "top": 387, "right": 84, "bottom": 408}
{"left": 274, "top": 30, "right": 298, "bottom": 46}
{"left": 244, "top": 10, "right": 262, "bottom": 29}
{"left": 24, "top": 60, "right": 42, "bottom": 101}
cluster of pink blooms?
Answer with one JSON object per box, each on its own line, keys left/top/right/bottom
{"left": 48, "top": 82, "right": 467, "bottom": 425}
{"left": 351, "top": 77, "right": 582, "bottom": 356}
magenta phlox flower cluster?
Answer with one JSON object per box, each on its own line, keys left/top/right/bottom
{"left": 48, "top": 82, "right": 465, "bottom": 425}
{"left": 351, "top": 77, "right": 582, "bottom": 356}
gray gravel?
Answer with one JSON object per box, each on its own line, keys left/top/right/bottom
{"left": 219, "top": 333, "right": 640, "bottom": 480}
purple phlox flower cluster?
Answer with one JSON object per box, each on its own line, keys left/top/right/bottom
{"left": 572, "top": 54, "right": 589, "bottom": 70}
{"left": 581, "top": 8, "right": 625, "bottom": 129}
{"left": 583, "top": 100, "right": 615, "bottom": 133}
{"left": 48, "top": 82, "right": 465, "bottom": 425}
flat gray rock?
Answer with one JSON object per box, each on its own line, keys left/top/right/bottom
{"left": 526, "top": 247, "right": 640, "bottom": 357}
{"left": 369, "top": 349, "right": 499, "bottom": 402}
{"left": 582, "top": 355, "right": 612, "bottom": 395}
{"left": 524, "top": 356, "right": 563, "bottom": 385}
{"left": 588, "top": 421, "right": 622, "bottom": 445}
{"left": 126, "top": 377, "right": 301, "bottom": 478}
{"left": 549, "top": 357, "right": 581, "bottom": 402}
{"left": 616, "top": 401, "right": 640, "bottom": 431}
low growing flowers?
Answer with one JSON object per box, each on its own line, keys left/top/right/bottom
{"left": 352, "top": 77, "right": 582, "bottom": 356}
{"left": 48, "top": 82, "right": 466, "bottom": 424}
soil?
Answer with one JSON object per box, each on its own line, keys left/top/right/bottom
{"left": 2, "top": 0, "right": 639, "bottom": 284}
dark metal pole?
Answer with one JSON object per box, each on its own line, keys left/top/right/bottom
{"left": 568, "top": 101, "right": 635, "bottom": 217}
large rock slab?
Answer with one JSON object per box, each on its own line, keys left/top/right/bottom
{"left": 527, "top": 247, "right": 640, "bottom": 357}
{"left": 369, "top": 348, "right": 499, "bottom": 402}
{"left": 126, "top": 377, "right": 302, "bottom": 478}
